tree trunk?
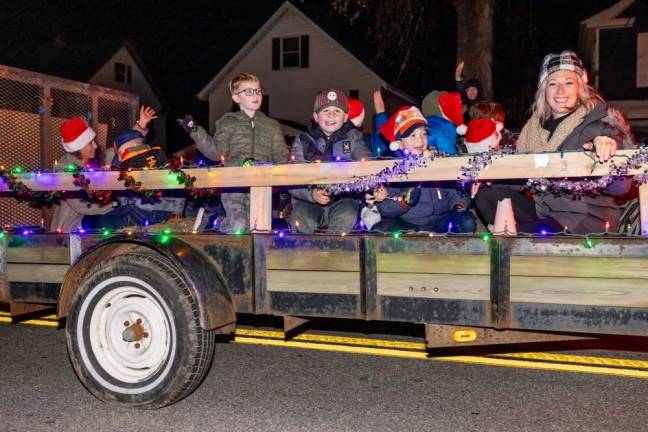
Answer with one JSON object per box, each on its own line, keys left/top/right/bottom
{"left": 453, "top": 0, "right": 495, "bottom": 99}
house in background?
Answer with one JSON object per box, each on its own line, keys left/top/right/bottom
{"left": 580, "top": 0, "right": 648, "bottom": 138}
{"left": 89, "top": 42, "right": 169, "bottom": 150}
{"left": 197, "top": 1, "right": 415, "bottom": 137}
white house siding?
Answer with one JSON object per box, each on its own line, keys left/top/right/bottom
{"left": 206, "top": 7, "right": 384, "bottom": 134}
{"left": 89, "top": 47, "right": 166, "bottom": 150}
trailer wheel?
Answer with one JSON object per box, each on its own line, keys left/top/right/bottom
{"left": 66, "top": 249, "right": 215, "bottom": 408}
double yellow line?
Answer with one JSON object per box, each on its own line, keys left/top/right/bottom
{"left": 3, "top": 311, "right": 648, "bottom": 378}
{"left": 234, "top": 329, "right": 648, "bottom": 379}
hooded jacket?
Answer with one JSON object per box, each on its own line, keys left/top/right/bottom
{"left": 191, "top": 110, "right": 288, "bottom": 166}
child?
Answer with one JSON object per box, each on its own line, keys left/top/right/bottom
{"left": 464, "top": 118, "right": 502, "bottom": 154}
{"left": 178, "top": 73, "right": 288, "bottom": 232}
{"left": 289, "top": 89, "right": 370, "bottom": 233}
{"left": 49, "top": 106, "right": 157, "bottom": 232}
{"left": 368, "top": 106, "right": 476, "bottom": 233}
{"left": 49, "top": 117, "right": 114, "bottom": 232}
{"left": 99, "top": 107, "right": 185, "bottom": 229}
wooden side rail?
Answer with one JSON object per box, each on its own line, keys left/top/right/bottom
{"left": 1, "top": 150, "right": 646, "bottom": 232}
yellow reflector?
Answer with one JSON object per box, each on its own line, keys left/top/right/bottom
{"left": 452, "top": 329, "right": 477, "bottom": 343}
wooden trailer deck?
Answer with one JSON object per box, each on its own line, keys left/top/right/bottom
{"left": 1, "top": 151, "right": 648, "bottom": 341}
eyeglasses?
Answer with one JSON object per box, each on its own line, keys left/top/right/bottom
{"left": 236, "top": 88, "right": 264, "bottom": 96}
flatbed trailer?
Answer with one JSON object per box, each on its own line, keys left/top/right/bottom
{"left": 1, "top": 151, "right": 647, "bottom": 408}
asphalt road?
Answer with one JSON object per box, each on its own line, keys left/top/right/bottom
{"left": 1, "top": 323, "right": 647, "bottom": 432}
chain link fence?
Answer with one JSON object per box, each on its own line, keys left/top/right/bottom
{"left": 0, "top": 64, "right": 138, "bottom": 227}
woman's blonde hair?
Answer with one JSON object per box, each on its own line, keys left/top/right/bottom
{"left": 530, "top": 72, "right": 604, "bottom": 125}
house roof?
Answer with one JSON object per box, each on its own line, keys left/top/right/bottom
{"left": 196, "top": 1, "right": 415, "bottom": 104}
{"left": 113, "top": 41, "right": 169, "bottom": 109}
{"left": 581, "top": 0, "right": 636, "bottom": 29}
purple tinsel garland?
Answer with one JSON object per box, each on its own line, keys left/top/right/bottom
{"left": 527, "top": 145, "right": 648, "bottom": 198}
{"left": 457, "top": 149, "right": 506, "bottom": 191}
{"left": 328, "top": 150, "right": 440, "bottom": 194}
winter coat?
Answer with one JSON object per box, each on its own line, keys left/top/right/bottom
{"left": 376, "top": 183, "right": 469, "bottom": 228}
{"left": 49, "top": 150, "right": 115, "bottom": 232}
{"left": 191, "top": 110, "right": 288, "bottom": 166}
{"left": 290, "top": 121, "right": 370, "bottom": 203}
{"left": 517, "top": 102, "right": 636, "bottom": 232}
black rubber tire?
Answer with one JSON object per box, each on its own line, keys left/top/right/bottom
{"left": 66, "top": 248, "right": 215, "bottom": 408}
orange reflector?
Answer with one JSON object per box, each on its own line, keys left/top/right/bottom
{"left": 452, "top": 329, "right": 477, "bottom": 343}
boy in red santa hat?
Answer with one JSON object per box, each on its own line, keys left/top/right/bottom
{"left": 464, "top": 118, "right": 502, "bottom": 154}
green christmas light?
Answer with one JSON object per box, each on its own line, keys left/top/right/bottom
{"left": 11, "top": 166, "right": 24, "bottom": 174}
{"left": 64, "top": 163, "right": 78, "bottom": 173}
{"left": 163, "top": 228, "right": 172, "bottom": 235}
{"left": 159, "top": 234, "right": 171, "bottom": 244}
{"left": 101, "top": 228, "right": 111, "bottom": 238}
{"left": 392, "top": 231, "right": 401, "bottom": 239}
{"left": 583, "top": 236, "right": 595, "bottom": 249}
{"left": 0, "top": 231, "right": 5, "bottom": 239}
{"left": 234, "top": 230, "right": 243, "bottom": 237}
{"left": 482, "top": 233, "right": 491, "bottom": 242}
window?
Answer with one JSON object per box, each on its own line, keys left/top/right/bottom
{"left": 114, "top": 62, "right": 132, "bottom": 84}
{"left": 349, "top": 89, "right": 359, "bottom": 99}
{"left": 272, "top": 35, "right": 309, "bottom": 70}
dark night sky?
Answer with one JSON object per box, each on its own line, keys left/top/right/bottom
{"left": 0, "top": 0, "right": 620, "bottom": 151}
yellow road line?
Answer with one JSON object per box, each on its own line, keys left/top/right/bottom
{"left": 236, "top": 328, "right": 426, "bottom": 350}
{"left": 234, "top": 329, "right": 648, "bottom": 371}
{"left": 234, "top": 336, "right": 648, "bottom": 379}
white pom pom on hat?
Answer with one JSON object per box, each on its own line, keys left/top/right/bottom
{"left": 389, "top": 141, "right": 401, "bottom": 152}
{"left": 456, "top": 124, "right": 467, "bottom": 136}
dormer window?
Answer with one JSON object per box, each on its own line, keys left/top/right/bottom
{"left": 114, "top": 62, "right": 132, "bottom": 84}
{"left": 272, "top": 35, "right": 309, "bottom": 70}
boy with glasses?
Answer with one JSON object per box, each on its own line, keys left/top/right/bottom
{"left": 178, "top": 73, "right": 288, "bottom": 232}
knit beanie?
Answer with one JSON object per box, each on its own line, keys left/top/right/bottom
{"left": 348, "top": 98, "right": 365, "bottom": 127}
{"left": 438, "top": 92, "right": 467, "bottom": 135}
{"left": 464, "top": 118, "right": 502, "bottom": 154}
{"left": 60, "top": 117, "right": 96, "bottom": 153}
{"left": 313, "top": 89, "right": 348, "bottom": 113}
{"left": 538, "top": 50, "right": 587, "bottom": 87}
{"left": 421, "top": 90, "right": 444, "bottom": 117}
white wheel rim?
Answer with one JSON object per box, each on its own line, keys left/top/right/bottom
{"left": 77, "top": 276, "right": 177, "bottom": 394}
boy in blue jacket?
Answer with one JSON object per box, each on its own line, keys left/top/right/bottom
{"left": 366, "top": 106, "right": 476, "bottom": 233}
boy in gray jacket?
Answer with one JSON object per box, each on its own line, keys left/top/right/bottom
{"left": 289, "top": 89, "right": 370, "bottom": 233}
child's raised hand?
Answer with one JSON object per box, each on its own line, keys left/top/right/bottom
{"left": 470, "top": 181, "right": 481, "bottom": 199}
{"left": 455, "top": 61, "right": 464, "bottom": 81}
{"left": 373, "top": 90, "right": 385, "bottom": 114}
{"left": 138, "top": 105, "right": 158, "bottom": 129}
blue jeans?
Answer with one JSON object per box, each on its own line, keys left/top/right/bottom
{"left": 98, "top": 205, "right": 169, "bottom": 229}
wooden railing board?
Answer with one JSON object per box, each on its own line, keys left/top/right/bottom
{"left": 266, "top": 270, "right": 359, "bottom": 294}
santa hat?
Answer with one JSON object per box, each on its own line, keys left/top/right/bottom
{"left": 438, "top": 92, "right": 467, "bottom": 135}
{"left": 60, "top": 117, "right": 96, "bottom": 153}
{"left": 464, "top": 118, "right": 503, "bottom": 154}
{"left": 348, "top": 98, "right": 365, "bottom": 127}
{"left": 379, "top": 106, "right": 427, "bottom": 152}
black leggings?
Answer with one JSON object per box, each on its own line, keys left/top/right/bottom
{"left": 474, "top": 186, "right": 563, "bottom": 233}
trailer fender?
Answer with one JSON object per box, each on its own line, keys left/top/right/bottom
{"left": 58, "top": 236, "right": 236, "bottom": 331}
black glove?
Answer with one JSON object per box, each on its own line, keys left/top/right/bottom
{"left": 176, "top": 114, "right": 197, "bottom": 134}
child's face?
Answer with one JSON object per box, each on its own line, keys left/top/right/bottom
{"left": 313, "top": 106, "right": 348, "bottom": 136}
{"left": 232, "top": 80, "right": 263, "bottom": 112}
{"left": 78, "top": 140, "right": 97, "bottom": 162}
{"left": 400, "top": 126, "right": 428, "bottom": 155}
{"left": 466, "top": 86, "right": 479, "bottom": 101}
